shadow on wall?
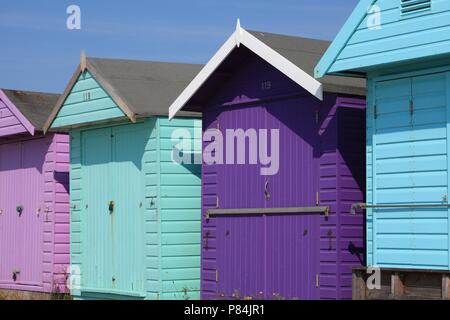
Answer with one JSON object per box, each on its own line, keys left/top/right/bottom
{"left": 173, "top": 147, "right": 202, "bottom": 180}
{"left": 54, "top": 172, "right": 70, "bottom": 193}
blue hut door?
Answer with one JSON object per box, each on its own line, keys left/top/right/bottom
{"left": 373, "top": 72, "right": 449, "bottom": 269}
{"left": 82, "top": 128, "right": 114, "bottom": 292}
{"left": 110, "top": 124, "right": 146, "bottom": 294}
{"left": 82, "top": 124, "right": 146, "bottom": 295}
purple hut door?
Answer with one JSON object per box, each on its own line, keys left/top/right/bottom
{"left": 264, "top": 98, "right": 320, "bottom": 300}
{"left": 216, "top": 105, "right": 266, "bottom": 299}
{"left": 215, "top": 98, "right": 320, "bottom": 300}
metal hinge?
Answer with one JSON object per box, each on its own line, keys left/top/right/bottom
{"left": 316, "top": 274, "right": 319, "bottom": 288}
{"left": 316, "top": 192, "right": 320, "bottom": 206}
{"left": 216, "top": 270, "right": 219, "bottom": 283}
{"left": 409, "top": 99, "right": 414, "bottom": 116}
{"left": 374, "top": 104, "right": 378, "bottom": 119}
{"left": 216, "top": 196, "right": 220, "bottom": 208}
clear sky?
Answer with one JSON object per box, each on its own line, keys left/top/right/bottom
{"left": 0, "top": 0, "right": 358, "bottom": 93}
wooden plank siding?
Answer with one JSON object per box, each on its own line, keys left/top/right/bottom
{"left": 69, "top": 117, "right": 201, "bottom": 300}
{"left": 158, "top": 118, "right": 201, "bottom": 300}
{"left": 51, "top": 71, "right": 125, "bottom": 129}
{"left": 0, "top": 134, "right": 70, "bottom": 295}
{"left": 52, "top": 134, "right": 71, "bottom": 293}
{"left": 325, "top": 0, "right": 450, "bottom": 74}
{"left": 0, "top": 99, "right": 28, "bottom": 136}
{"left": 367, "top": 68, "right": 450, "bottom": 270}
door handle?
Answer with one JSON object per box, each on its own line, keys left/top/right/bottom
{"left": 109, "top": 201, "right": 115, "bottom": 214}
{"left": 264, "top": 178, "right": 271, "bottom": 200}
{"left": 16, "top": 205, "right": 24, "bottom": 217}
{"left": 12, "top": 270, "right": 20, "bottom": 282}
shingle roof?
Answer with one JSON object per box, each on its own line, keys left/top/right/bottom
{"left": 247, "top": 30, "right": 366, "bottom": 96}
{"left": 87, "top": 58, "right": 204, "bottom": 116}
{"left": 2, "top": 89, "right": 59, "bottom": 131}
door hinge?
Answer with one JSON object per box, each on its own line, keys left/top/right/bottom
{"left": 216, "top": 196, "right": 220, "bottom": 208}
{"left": 316, "top": 273, "right": 320, "bottom": 288}
{"left": 409, "top": 99, "right": 414, "bottom": 116}
{"left": 216, "top": 270, "right": 219, "bottom": 283}
{"left": 374, "top": 104, "right": 378, "bottom": 119}
{"left": 316, "top": 192, "right": 320, "bottom": 206}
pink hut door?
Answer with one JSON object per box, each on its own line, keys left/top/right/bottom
{"left": 0, "top": 139, "right": 46, "bottom": 288}
{"left": 0, "top": 143, "right": 21, "bottom": 286}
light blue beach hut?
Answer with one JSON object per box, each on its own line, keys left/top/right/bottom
{"left": 45, "top": 53, "right": 202, "bottom": 300}
{"left": 316, "top": 0, "right": 450, "bottom": 299}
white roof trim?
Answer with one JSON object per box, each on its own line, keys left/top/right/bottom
{"left": 169, "top": 20, "right": 323, "bottom": 120}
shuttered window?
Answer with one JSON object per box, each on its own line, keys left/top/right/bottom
{"left": 401, "top": 0, "right": 431, "bottom": 15}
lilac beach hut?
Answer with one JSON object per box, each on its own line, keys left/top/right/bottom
{"left": 0, "top": 89, "right": 69, "bottom": 298}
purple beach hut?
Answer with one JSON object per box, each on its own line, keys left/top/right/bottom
{"left": 169, "top": 21, "right": 367, "bottom": 300}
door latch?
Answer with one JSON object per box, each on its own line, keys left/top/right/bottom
{"left": 16, "top": 205, "right": 24, "bottom": 217}
{"left": 12, "top": 270, "right": 20, "bottom": 282}
{"left": 108, "top": 201, "right": 115, "bottom": 214}
{"left": 264, "top": 178, "right": 271, "bottom": 200}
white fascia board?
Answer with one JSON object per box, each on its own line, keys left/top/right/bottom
{"left": 241, "top": 29, "right": 323, "bottom": 101}
{"left": 169, "top": 23, "right": 324, "bottom": 119}
{"left": 169, "top": 32, "right": 238, "bottom": 120}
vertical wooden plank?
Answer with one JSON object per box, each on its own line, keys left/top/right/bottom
{"left": 391, "top": 272, "right": 405, "bottom": 298}
{"left": 352, "top": 269, "right": 367, "bottom": 300}
{"left": 446, "top": 72, "right": 450, "bottom": 271}
{"left": 370, "top": 77, "right": 378, "bottom": 266}
{"left": 442, "top": 274, "right": 450, "bottom": 300}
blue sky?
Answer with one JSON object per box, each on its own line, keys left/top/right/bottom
{"left": 0, "top": 0, "right": 358, "bottom": 93}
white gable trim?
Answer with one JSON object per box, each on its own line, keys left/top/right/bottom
{"left": 169, "top": 21, "right": 323, "bottom": 119}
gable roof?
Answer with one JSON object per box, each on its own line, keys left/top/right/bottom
{"left": 314, "top": 0, "right": 375, "bottom": 78}
{"left": 44, "top": 54, "right": 203, "bottom": 132}
{"left": 169, "top": 20, "right": 366, "bottom": 119}
{"left": 0, "top": 89, "right": 59, "bottom": 135}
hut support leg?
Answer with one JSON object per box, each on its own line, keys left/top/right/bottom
{"left": 352, "top": 270, "right": 367, "bottom": 300}
{"left": 391, "top": 272, "right": 404, "bottom": 299}
{"left": 442, "top": 275, "right": 450, "bottom": 300}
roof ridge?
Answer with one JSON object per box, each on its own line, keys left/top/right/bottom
{"left": 247, "top": 29, "right": 331, "bottom": 44}
{"left": 1, "top": 88, "right": 59, "bottom": 96}
{"left": 87, "top": 56, "right": 203, "bottom": 67}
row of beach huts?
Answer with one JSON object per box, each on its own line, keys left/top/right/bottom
{"left": 1, "top": 0, "right": 450, "bottom": 300}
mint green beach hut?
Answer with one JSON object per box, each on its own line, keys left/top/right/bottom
{"left": 45, "top": 54, "right": 202, "bottom": 300}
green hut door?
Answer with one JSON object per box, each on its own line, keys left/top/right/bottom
{"left": 82, "top": 124, "right": 146, "bottom": 295}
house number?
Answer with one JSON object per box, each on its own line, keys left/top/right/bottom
{"left": 261, "top": 80, "right": 272, "bottom": 91}
{"left": 83, "top": 92, "right": 92, "bottom": 102}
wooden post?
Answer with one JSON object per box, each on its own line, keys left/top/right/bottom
{"left": 391, "top": 272, "right": 405, "bottom": 299}
{"left": 442, "top": 275, "right": 450, "bottom": 300}
{"left": 352, "top": 270, "right": 367, "bottom": 300}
